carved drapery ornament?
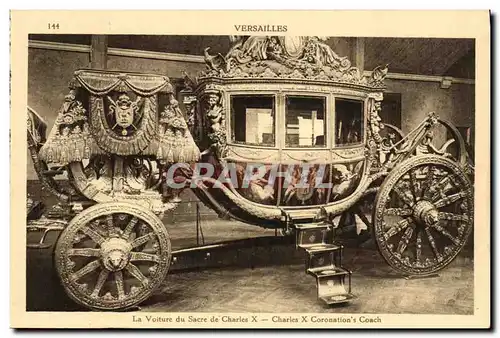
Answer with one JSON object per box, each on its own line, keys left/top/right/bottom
{"left": 40, "top": 70, "right": 199, "bottom": 165}
{"left": 73, "top": 69, "right": 173, "bottom": 96}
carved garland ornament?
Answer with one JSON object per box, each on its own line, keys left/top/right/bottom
{"left": 368, "top": 92, "right": 384, "bottom": 145}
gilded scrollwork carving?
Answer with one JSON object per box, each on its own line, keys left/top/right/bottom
{"left": 330, "top": 147, "right": 365, "bottom": 160}
{"left": 226, "top": 146, "right": 277, "bottom": 162}
{"left": 365, "top": 64, "right": 389, "bottom": 88}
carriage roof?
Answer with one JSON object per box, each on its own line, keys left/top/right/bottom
{"left": 194, "top": 36, "right": 388, "bottom": 93}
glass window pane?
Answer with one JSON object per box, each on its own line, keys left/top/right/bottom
{"left": 335, "top": 99, "right": 364, "bottom": 145}
{"left": 285, "top": 96, "right": 326, "bottom": 148}
{"left": 231, "top": 95, "right": 275, "bottom": 146}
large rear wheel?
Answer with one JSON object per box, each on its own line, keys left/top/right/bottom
{"left": 373, "top": 155, "right": 473, "bottom": 276}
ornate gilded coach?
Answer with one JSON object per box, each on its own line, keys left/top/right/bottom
{"left": 27, "top": 36, "right": 474, "bottom": 311}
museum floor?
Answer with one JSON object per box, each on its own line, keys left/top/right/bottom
{"left": 27, "top": 217, "right": 474, "bottom": 315}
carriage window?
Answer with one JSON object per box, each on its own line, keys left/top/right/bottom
{"left": 335, "top": 98, "right": 364, "bottom": 146}
{"left": 285, "top": 96, "right": 326, "bottom": 148}
{"left": 231, "top": 95, "right": 275, "bottom": 146}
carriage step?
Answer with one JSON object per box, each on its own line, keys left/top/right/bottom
{"left": 310, "top": 266, "right": 354, "bottom": 305}
{"left": 307, "top": 265, "right": 349, "bottom": 278}
{"left": 293, "top": 222, "right": 354, "bottom": 305}
{"left": 304, "top": 243, "right": 341, "bottom": 254}
{"left": 294, "top": 222, "right": 329, "bottom": 230}
{"left": 305, "top": 244, "right": 343, "bottom": 270}
{"left": 294, "top": 222, "right": 331, "bottom": 249}
{"left": 319, "top": 293, "right": 356, "bottom": 305}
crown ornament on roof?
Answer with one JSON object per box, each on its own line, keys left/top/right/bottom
{"left": 200, "top": 36, "right": 388, "bottom": 88}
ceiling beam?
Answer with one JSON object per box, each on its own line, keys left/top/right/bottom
{"left": 90, "top": 35, "right": 108, "bottom": 69}
{"left": 354, "top": 37, "right": 365, "bottom": 73}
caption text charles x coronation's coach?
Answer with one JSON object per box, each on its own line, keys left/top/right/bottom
{"left": 132, "top": 314, "right": 382, "bottom": 325}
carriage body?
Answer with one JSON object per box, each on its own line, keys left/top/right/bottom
{"left": 26, "top": 35, "right": 474, "bottom": 311}
{"left": 182, "top": 36, "right": 390, "bottom": 227}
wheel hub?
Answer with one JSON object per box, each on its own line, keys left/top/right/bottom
{"left": 100, "top": 237, "right": 132, "bottom": 271}
{"left": 412, "top": 200, "right": 439, "bottom": 226}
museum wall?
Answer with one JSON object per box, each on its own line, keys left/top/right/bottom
{"left": 27, "top": 48, "right": 91, "bottom": 180}
{"left": 385, "top": 79, "right": 475, "bottom": 134}
{"left": 107, "top": 55, "right": 206, "bottom": 81}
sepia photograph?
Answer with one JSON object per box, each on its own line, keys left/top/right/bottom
{"left": 11, "top": 10, "right": 490, "bottom": 329}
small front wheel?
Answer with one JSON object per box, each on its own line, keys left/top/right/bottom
{"left": 55, "top": 202, "right": 171, "bottom": 311}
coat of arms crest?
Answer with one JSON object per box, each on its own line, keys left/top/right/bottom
{"left": 107, "top": 93, "right": 141, "bottom": 136}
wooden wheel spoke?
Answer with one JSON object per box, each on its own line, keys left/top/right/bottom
{"left": 393, "top": 184, "right": 414, "bottom": 207}
{"left": 91, "top": 269, "right": 109, "bottom": 298}
{"left": 125, "top": 263, "right": 149, "bottom": 286}
{"left": 415, "top": 229, "right": 422, "bottom": 263}
{"left": 434, "top": 191, "right": 468, "bottom": 209}
{"left": 420, "top": 166, "right": 435, "bottom": 198}
{"left": 122, "top": 217, "right": 139, "bottom": 239}
{"left": 70, "top": 260, "right": 101, "bottom": 282}
{"left": 425, "top": 228, "right": 443, "bottom": 262}
{"left": 397, "top": 226, "right": 414, "bottom": 254}
{"left": 80, "top": 226, "right": 105, "bottom": 245}
{"left": 438, "top": 212, "right": 469, "bottom": 222}
{"left": 68, "top": 248, "right": 101, "bottom": 257}
{"left": 385, "top": 208, "right": 412, "bottom": 217}
{"left": 130, "top": 252, "right": 160, "bottom": 263}
{"left": 105, "top": 214, "right": 114, "bottom": 233}
{"left": 428, "top": 176, "right": 454, "bottom": 201}
{"left": 385, "top": 218, "right": 412, "bottom": 240}
{"left": 431, "top": 223, "right": 461, "bottom": 246}
{"left": 130, "top": 233, "right": 155, "bottom": 249}
{"left": 114, "top": 270, "right": 126, "bottom": 299}
{"left": 408, "top": 168, "right": 418, "bottom": 201}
